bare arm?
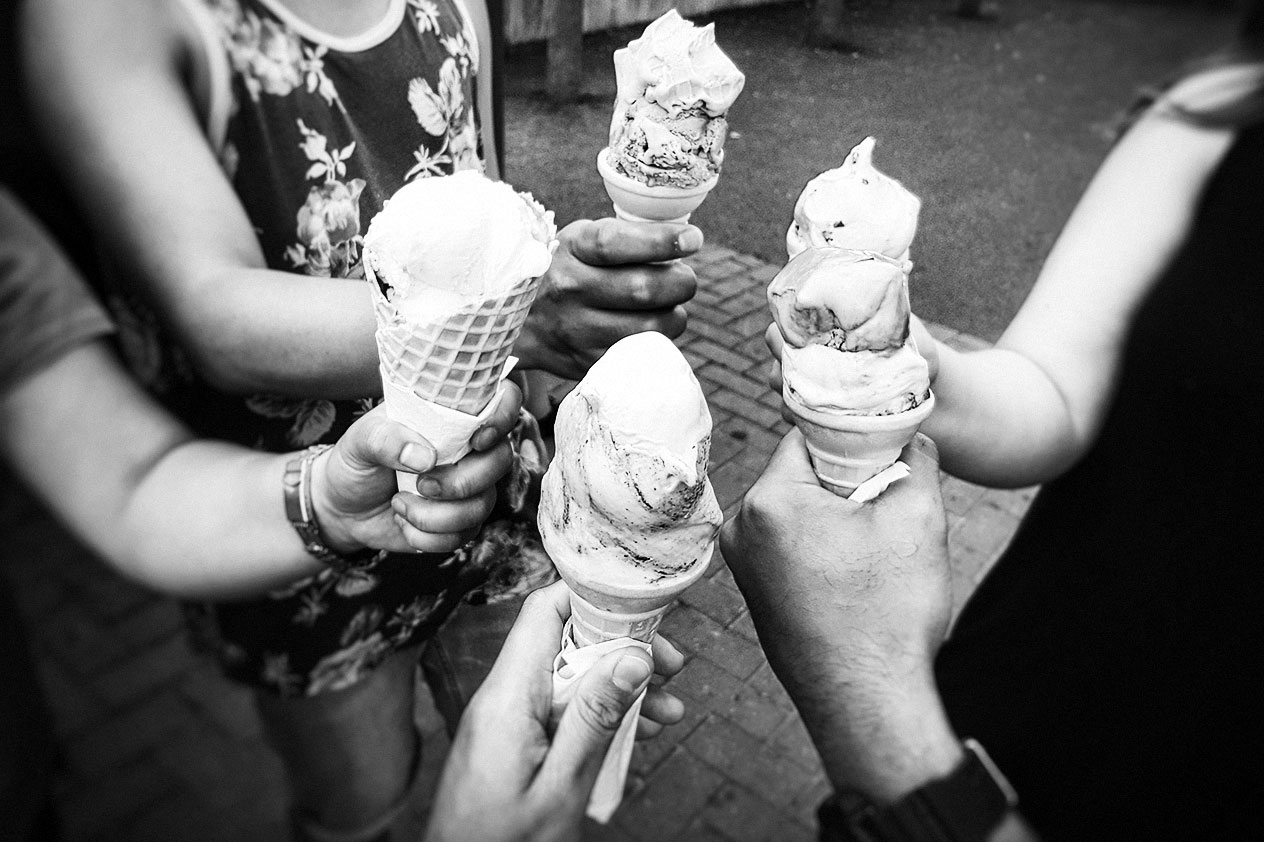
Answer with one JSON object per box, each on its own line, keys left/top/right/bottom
{"left": 0, "top": 339, "right": 521, "bottom": 599}
{"left": 20, "top": 0, "right": 381, "bottom": 399}
{"left": 921, "top": 91, "right": 1235, "bottom": 486}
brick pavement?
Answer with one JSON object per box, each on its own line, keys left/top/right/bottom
{"left": 1, "top": 244, "right": 1034, "bottom": 842}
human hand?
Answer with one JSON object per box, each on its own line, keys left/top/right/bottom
{"left": 424, "top": 582, "right": 685, "bottom": 842}
{"left": 720, "top": 430, "right": 951, "bottom": 704}
{"left": 721, "top": 431, "right": 957, "bottom": 798}
{"left": 312, "top": 383, "right": 523, "bottom": 555}
{"left": 513, "top": 219, "right": 702, "bottom": 380}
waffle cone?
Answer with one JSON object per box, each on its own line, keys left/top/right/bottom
{"left": 786, "top": 387, "right": 935, "bottom": 497}
{"left": 368, "top": 260, "right": 541, "bottom": 416}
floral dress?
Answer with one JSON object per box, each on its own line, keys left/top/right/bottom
{"left": 110, "top": 0, "right": 554, "bottom": 696}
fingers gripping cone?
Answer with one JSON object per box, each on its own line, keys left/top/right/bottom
{"left": 366, "top": 254, "right": 539, "bottom": 487}
{"left": 551, "top": 546, "right": 712, "bottom": 823}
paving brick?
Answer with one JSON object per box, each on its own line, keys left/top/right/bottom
{"left": 686, "top": 317, "right": 739, "bottom": 349}
{"left": 727, "top": 610, "right": 760, "bottom": 644}
{"left": 678, "top": 576, "right": 748, "bottom": 627}
{"left": 695, "top": 782, "right": 785, "bottom": 842}
{"left": 768, "top": 713, "right": 827, "bottom": 774}
{"left": 662, "top": 609, "right": 767, "bottom": 685}
{"left": 670, "top": 656, "right": 786, "bottom": 739}
{"left": 684, "top": 716, "right": 821, "bottom": 807}
{"left": 699, "top": 364, "right": 771, "bottom": 404}
{"left": 614, "top": 747, "right": 723, "bottom": 840}
{"left": 986, "top": 485, "right": 1039, "bottom": 519}
{"left": 630, "top": 686, "right": 709, "bottom": 777}
{"left": 707, "top": 388, "right": 786, "bottom": 432}
{"left": 707, "top": 460, "right": 760, "bottom": 514}
{"left": 940, "top": 474, "right": 988, "bottom": 516}
{"left": 690, "top": 338, "right": 756, "bottom": 374}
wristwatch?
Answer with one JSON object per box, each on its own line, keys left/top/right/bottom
{"left": 284, "top": 444, "right": 379, "bottom": 572}
{"left": 818, "top": 739, "right": 1018, "bottom": 842}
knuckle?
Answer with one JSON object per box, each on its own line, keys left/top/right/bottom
{"left": 573, "top": 687, "right": 628, "bottom": 733}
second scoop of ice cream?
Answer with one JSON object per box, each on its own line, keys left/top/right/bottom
{"left": 769, "top": 248, "right": 930, "bottom": 415}
{"left": 539, "top": 332, "right": 722, "bottom": 585}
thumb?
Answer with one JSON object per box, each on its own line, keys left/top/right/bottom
{"left": 337, "top": 405, "right": 437, "bottom": 474}
{"left": 534, "top": 647, "right": 652, "bottom": 794}
{"left": 760, "top": 427, "right": 820, "bottom": 486}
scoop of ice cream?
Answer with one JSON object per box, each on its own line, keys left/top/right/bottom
{"left": 606, "top": 10, "right": 745, "bottom": 189}
{"left": 768, "top": 248, "right": 912, "bottom": 352}
{"left": 785, "top": 137, "right": 921, "bottom": 261}
{"left": 769, "top": 248, "right": 929, "bottom": 416}
{"left": 539, "top": 331, "right": 722, "bottom": 584}
{"left": 364, "top": 171, "right": 557, "bottom": 318}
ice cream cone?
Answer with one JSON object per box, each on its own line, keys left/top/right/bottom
{"left": 598, "top": 149, "right": 718, "bottom": 223}
{"left": 368, "top": 257, "right": 539, "bottom": 416}
{"left": 366, "top": 256, "right": 539, "bottom": 486}
{"left": 786, "top": 387, "right": 935, "bottom": 497}
{"left": 550, "top": 545, "right": 712, "bottom": 823}
{"left": 553, "top": 543, "right": 713, "bottom": 645}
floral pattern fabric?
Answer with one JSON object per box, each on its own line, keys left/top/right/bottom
{"left": 111, "top": 0, "right": 555, "bottom": 696}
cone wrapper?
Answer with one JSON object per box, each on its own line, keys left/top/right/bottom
{"left": 548, "top": 546, "right": 711, "bottom": 822}
{"left": 598, "top": 149, "right": 717, "bottom": 223}
{"left": 382, "top": 357, "right": 516, "bottom": 491}
{"left": 786, "top": 386, "right": 935, "bottom": 498}
{"left": 551, "top": 591, "right": 660, "bottom": 824}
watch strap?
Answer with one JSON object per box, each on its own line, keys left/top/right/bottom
{"left": 283, "top": 444, "right": 379, "bottom": 572}
{"left": 820, "top": 739, "right": 1017, "bottom": 842}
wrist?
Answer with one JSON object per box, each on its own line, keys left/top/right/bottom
{"left": 789, "top": 661, "right": 960, "bottom": 803}
{"left": 284, "top": 445, "right": 377, "bottom": 569}
{"left": 307, "top": 446, "right": 361, "bottom": 555}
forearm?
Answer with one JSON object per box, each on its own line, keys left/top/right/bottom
{"left": 171, "top": 267, "right": 382, "bottom": 399}
{"left": 118, "top": 445, "right": 324, "bottom": 599}
{"left": 1, "top": 344, "right": 322, "bottom": 599}
{"left": 921, "top": 343, "right": 1082, "bottom": 487}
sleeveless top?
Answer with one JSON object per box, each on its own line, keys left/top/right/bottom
{"left": 118, "top": 0, "right": 484, "bottom": 450}
{"left": 101, "top": 0, "right": 553, "bottom": 697}
{"left": 935, "top": 122, "right": 1264, "bottom": 841}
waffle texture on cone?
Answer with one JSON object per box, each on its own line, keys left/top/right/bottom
{"left": 371, "top": 264, "right": 539, "bottom": 414}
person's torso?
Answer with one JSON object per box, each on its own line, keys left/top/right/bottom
{"left": 117, "top": 0, "right": 485, "bottom": 450}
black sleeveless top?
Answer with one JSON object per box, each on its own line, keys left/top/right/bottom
{"left": 936, "top": 123, "right": 1264, "bottom": 840}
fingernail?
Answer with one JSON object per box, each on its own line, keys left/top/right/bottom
{"left": 417, "top": 477, "right": 442, "bottom": 498}
{"left": 472, "top": 425, "right": 498, "bottom": 451}
{"left": 611, "top": 652, "right": 652, "bottom": 692}
{"left": 676, "top": 228, "right": 703, "bottom": 253}
{"left": 400, "top": 443, "right": 435, "bottom": 472}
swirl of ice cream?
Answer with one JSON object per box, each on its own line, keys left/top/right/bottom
{"left": 364, "top": 170, "right": 557, "bottom": 317}
{"left": 606, "top": 10, "right": 745, "bottom": 189}
{"left": 785, "top": 137, "right": 921, "bottom": 262}
{"left": 769, "top": 248, "right": 929, "bottom": 415}
{"left": 539, "top": 332, "right": 722, "bottom": 583}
